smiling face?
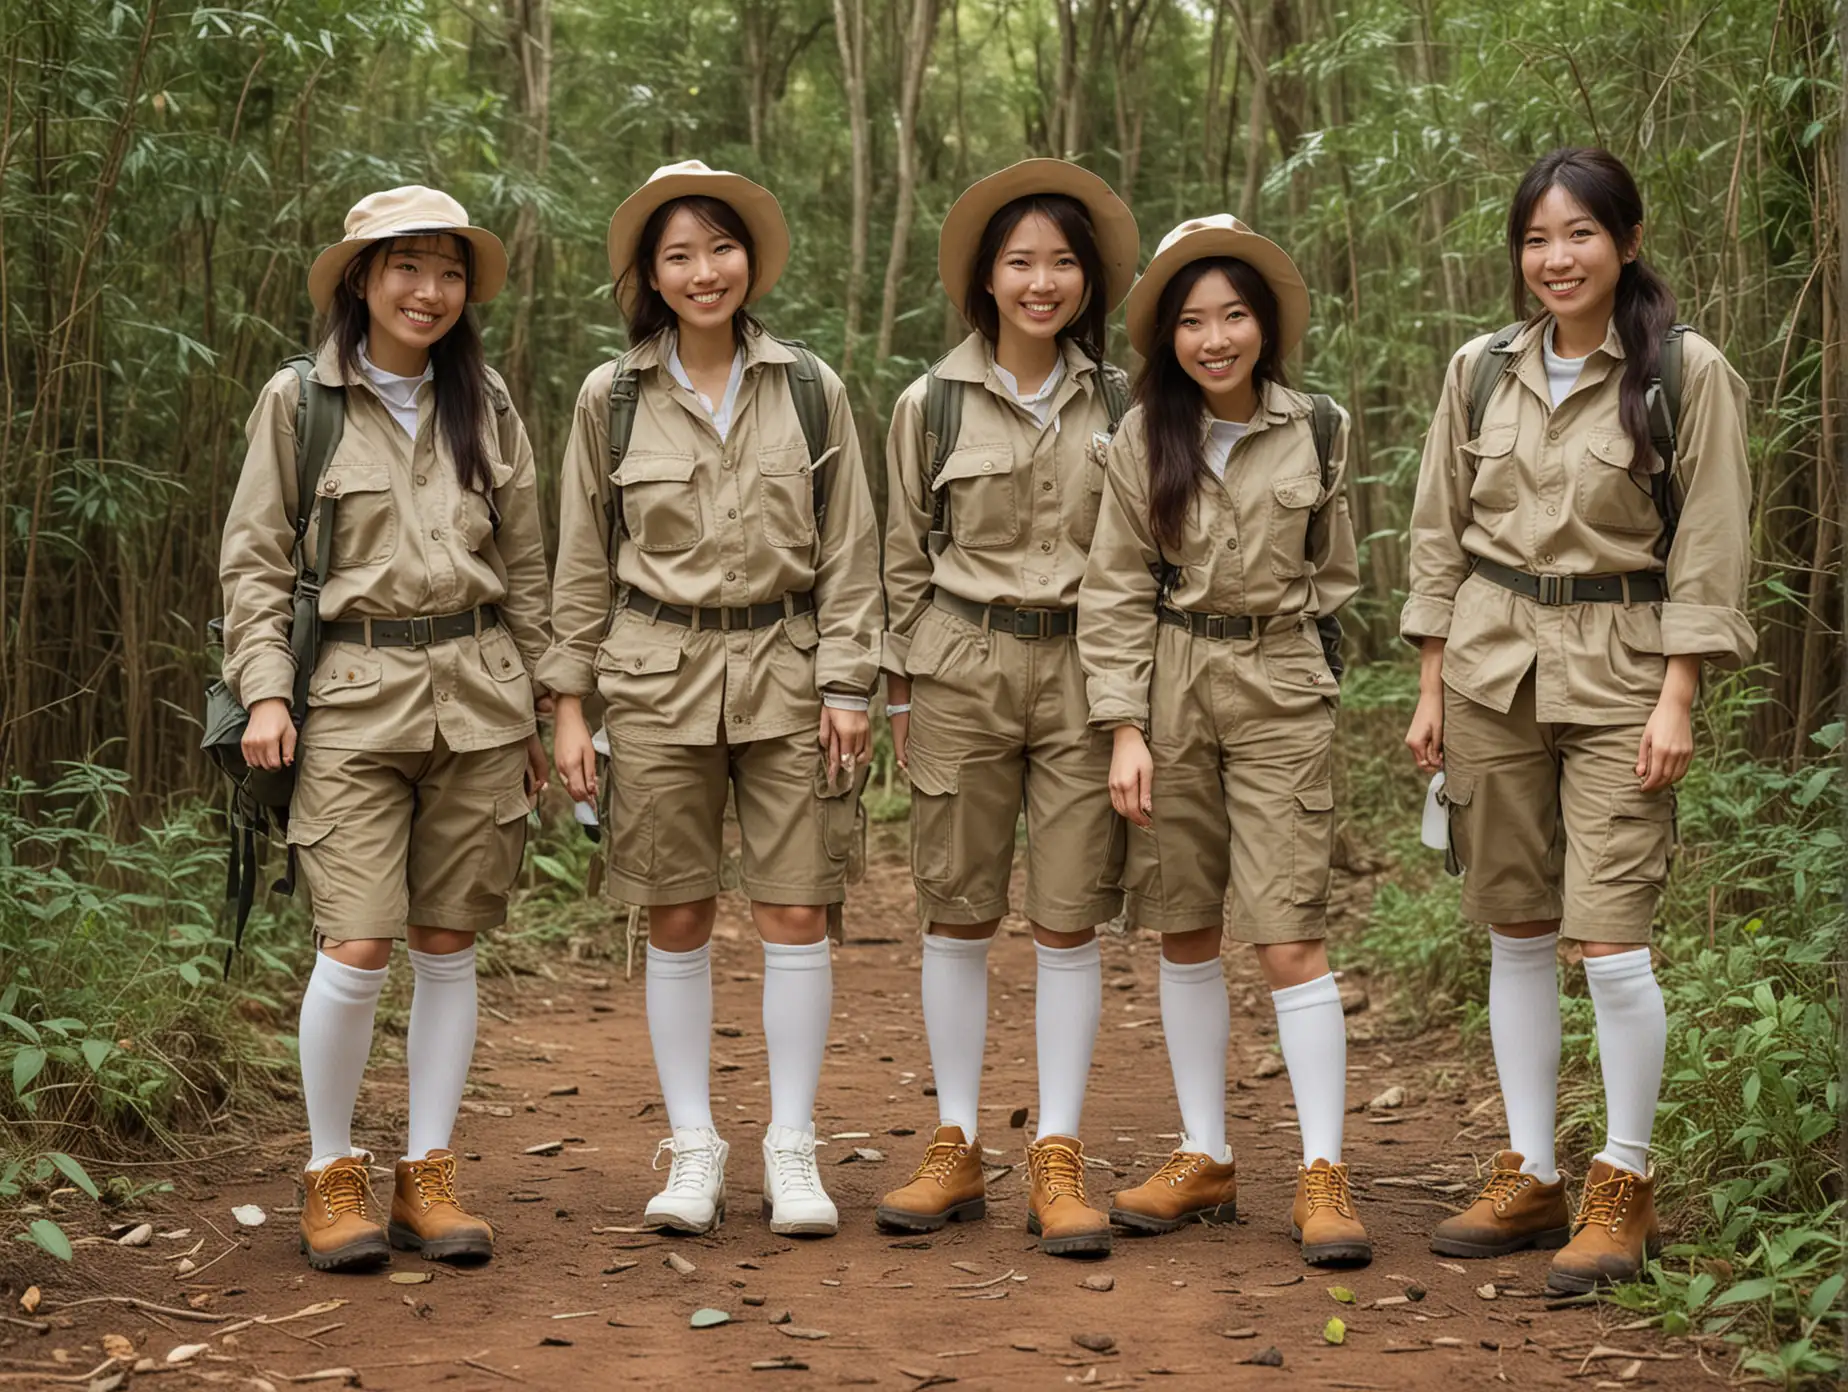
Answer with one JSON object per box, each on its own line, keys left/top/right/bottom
{"left": 984, "top": 211, "right": 1086, "bottom": 347}
{"left": 360, "top": 234, "right": 468, "bottom": 373}
{"left": 1520, "top": 183, "right": 1636, "bottom": 335}
{"left": 1171, "top": 268, "right": 1266, "bottom": 421}
{"left": 649, "top": 205, "right": 752, "bottom": 334}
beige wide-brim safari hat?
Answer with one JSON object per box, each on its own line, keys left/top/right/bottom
{"left": 606, "top": 160, "right": 791, "bottom": 314}
{"left": 1124, "top": 214, "right": 1309, "bottom": 359}
{"left": 308, "top": 186, "right": 508, "bottom": 314}
{"left": 937, "top": 159, "right": 1140, "bottom": 318}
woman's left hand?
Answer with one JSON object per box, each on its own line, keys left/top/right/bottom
{"left": 818, "top": 705, "right": 871, "bottom": 791}
{"left": 524, "top": 732, "right": 551, "bottom": 803}
{"left": 1635, "top": 699, "right": 1694, "bottom": 792}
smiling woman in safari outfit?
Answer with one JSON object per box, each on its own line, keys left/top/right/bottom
{"left": 543, "top": 162, "right": 882, "bottom": 1240}
{"left": 1079, "top": 216, "right": 1372, "bottom": 1267}
{"left": 873, "top": 160, "right": 1139, "bottom": 1258}
{"left": 221, "top": 186, "right": 552, "bottom": 1272}
{"left": 1403, "top": 148, "right": 1753, "bottom": 1293}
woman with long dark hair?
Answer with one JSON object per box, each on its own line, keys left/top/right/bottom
{"left": 875, "top": 160, "right": 1138, "bottom": 1257}
{"left": 1403, "top": 148, "right": 1752, "bottom": 1292}
{"left": 1078, "top": 216, "right": 1369, "bottom": 1267}
{"left": 221, "top": 186, "right": 552, "bottom": 1271}
{"left": 543, "top": 162, "right": 882, "bottom": 1239}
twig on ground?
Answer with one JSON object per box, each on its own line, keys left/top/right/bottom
{"left": 461, "top": 1351, "right": 525, "bottom": 1383}
{"left": 38, "top": 1295, "right": 226, "bottom": 1324}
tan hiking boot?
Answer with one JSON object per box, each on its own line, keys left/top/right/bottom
{"left": 1546, "top": 1159, "right": 1659, "bottom": 1293}
{"left": 1025, "top": 1136, "right": 1112, "bottom": 1257}
{"left": 299, "top": 1155, "right": 389, "bottom": 1272}
{"left": 389, "top": 1149, "right": 494, "bottom": 1262}
{"left": 1291, "top": 1158, "right": 1372, "bottom": 1266}
{"left": 1431, "top": 1151, "right": 1571, "bottom": 1258}
{"left": 875, "top": 1125, "right": 986, "bottom": 1233}
{"left": 1110, "top": 1150, "right": 1238, "bottom": 1234}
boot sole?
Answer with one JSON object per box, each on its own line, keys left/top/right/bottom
{"left": 761, "top": 1197, "right": 837, "bottom": 1236}
{"left": 1544, "top": 1239, "right": 1660, "bottom": 1294}
{"left": 646, "top": 1200, "right": 726, "bottom": 1236}
{"left": 1291, "top": 1224, "right": 1372, "bottom": 1267}
{"left": 1027, "top": 1213, "right": 1112, "bottom": 1257}
{"left": 388, "top": 1222, "right": 493, "bottom": 1263}
{"left": 1431, "top": 1226, "right": 1570, "bottom": 1259}
{"left": 874, "top": 1198, "right": 986, "bottom": 1233}
{"left": 1110, "top": 1200, "right": 1237, "bottom": 1235}
{"left": 299, "top": 1231, "right": 390, "bottom": 1272}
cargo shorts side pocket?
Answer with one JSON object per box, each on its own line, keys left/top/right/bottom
{"left": 283, "top": 816, "right": 338, "bottom": 909}
{"left": 607, "top": 778, "right": 656, "bottom": 880}
{"left": 1436, "top": 769, "right": 1474, "bottom": 877}
{"left": 1589, "top": 788, "right": 1674, "bottom": 887}
{"left": 904, "top": 749, "right": 958, "bottom": 889}
{"left": 486, "top": 788, "right": 531, "bottom": 894}
{"left": 813, "top": 758, "right": 869, "bottom": 882}
{"left": 1289, "top": 782, "right": 1335, "bottom": 906}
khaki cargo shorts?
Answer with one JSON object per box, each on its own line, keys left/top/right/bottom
{"left": 288, "top": 735, "right": 531, "bottom": 941}
{"left": 902, "top": 602, "right": 1125, "bottom": 932}
{"left": 1441, "top": 674, "right": 1673, "bottom": 944}
{"left": 1125, "top": 618, "right": 1337, "bottom": 943}
{"left": 602, "top": 726, "right": 867, "bottom": 907}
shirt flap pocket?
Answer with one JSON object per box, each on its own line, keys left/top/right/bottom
{"left": 285, "top": 816, "right": 338, "bottom": 848}
{"left": 1436, "top": 770, "right": 1474, "bottom": 808}
{"left": 596, "top": 630, "right": 684, "bottom": 676}
{"left": 1585, "top": 428, "right": 1637, "bottom": 469}
{"left": 935, "top": 443, "right": 1016, "bottom": 485}
{"left": 613, "top": 450, "right": 697, "bottom": 486}
{"left": 1460, "top": 424, "right": 1518, "bottom": 460}
{"left": 905, "top": 748, "right": 959, "bottom": 797}
{"left": 1272, "top": 472, "right": 1322, "bottom": 509}
{"left": 759, "top": 441, "right": 810, "bottom": 477}
{"left": 310, "top": 650, "right": 383, "bottom": 699}
{"left": 783, "top": 610, "right": 820, "bottom": 651}
{"left": 1293, "top": 783, "right": 1334, "bottom": 813}
{"left": 493, "top": 788, "right": 532, "bottom": 827}
{"left": 320, "top": 462, "right": 391, "bottom": 499}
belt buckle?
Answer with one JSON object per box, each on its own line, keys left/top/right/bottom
{"left": 1205, "top": 614, "right": 1229, "bottom": 640}
{"left": 1013, "top": 608, "right": 1051, "bottom": 639}
{"left": 1536, "top": 574, "right": 1571, "bottom": 606}
{"left": 406, "top": 615, "right": 435, "bottom": 647}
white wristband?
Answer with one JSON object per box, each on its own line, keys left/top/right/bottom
{"left": 885, "top": 703, "right": 912, "bottom": 716}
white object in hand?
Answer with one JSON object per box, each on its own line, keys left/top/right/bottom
{"left": 573, "top": 727, "right": 614, "bottom": 827}
{"left": 1420, "top": 771, "right": 1449, "bottom": 851}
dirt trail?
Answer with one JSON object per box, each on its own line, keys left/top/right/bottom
{"left": 5, "top": 859, "right": 1727, "bottom": 1391}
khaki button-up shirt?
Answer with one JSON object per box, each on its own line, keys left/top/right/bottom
{"left": 219, "top": 339, "right": 552, "bottom": 754}
{"left": 1400, "top": 318, "right": 1754, "bottom": 723}
{"left": 1079, "top": 383, "right": 1361, "bottom": 730}
{"left": 536, "top": 329, "right": 882, "bottom": 745}
{"left": 883, "top": 334, "right": 1118, "bottom": 674}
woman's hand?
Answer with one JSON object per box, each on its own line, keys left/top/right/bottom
{"left": 1404, "top": 690, "right": 1445, "bottom": 773}
{"left": 523, "top": 732, "right": 550, "bottom": 803}
{"left": 553, "top": 696, "right": 598, "bottom": 803}
{"left": 1109, "top": 725, "right": 1154, "bottom": 828}
{"left": 887, "top": 675, "right": 912, "bottom": 770}
{"left": 819, "top": 705, "right": 871, "bottom": 791}
{"left": 241, "top": 698, "right": 296, "bottom": 772}
{"left": 1637, "top": 655, "right": 1701, "bottom": 792}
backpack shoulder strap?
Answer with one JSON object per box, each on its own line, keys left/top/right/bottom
{"left": 282, "top": 355, "right": 344, "bottom": 552}
{"left": 605, "top": 364, "right": 641, "bottom": 558}
{"left": 1647, "top": 324, "right": 1692, "bottom": 551}
{"left": 775, "top": 340, "right": 833, "bottom": 536}
{"left": 1098, "top": 360, "right": 1130, "bottom": 430}
{"left": 1464, "top": 322, "right": 1528, "bottom": 441}
{"left": 1307, "top": 393, "right": 1340, "bottom": 493}
{"left": 922, "top": 357, "right": 963, "bottom": 554}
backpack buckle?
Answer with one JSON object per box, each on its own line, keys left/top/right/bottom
{"left": 1536, "top": 574, "right": 1573, "bottom": 606}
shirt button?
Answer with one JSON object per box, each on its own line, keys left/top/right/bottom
{"left": 415, "top": 474, "right": 427, "bottom": 486}
{"left": 1542, "top": 553, "right": 1555, "bottom": 565}
{"left": 1546, "top": 504, "right": 1559, "bottom": 516}
{"left": 1039, "top": 540, "right": 1053, "bottom": 552}
{"left": 732, "top": 714, "right": 744, "bottom": 723}
{"left": 345, "top": 670, "right": 356, "bottom": 681}
{"left": 1037, "top": 575, "right": 1049, "bottom": 585}
{"left": 1041, "top": 481, "right": 1053, "bottom": 492}
{"left": 1548, "top": 428, "right": 1561, "bottom": 441}
{"left": 981, "top": 461, "right": 994, "bottom": 472}
{"left": 728, "top": 508, "right": 738, "bottom": 519}
{"left": 501, "top": 658, "right": 512, "bottom": 670}
{"left": 633, "top": 657, "right": 643, "bottom": 670}
{"left": 437, "top": 691, "right": 450, "bottom": 703}
{"left": 726, "top": 570, "right": 737, "bottom": 580}
{"left": 722, "top": 456, "right": 734, "bottom": 470}
{"left": 430, "top": 527, "right": 442, "bottom": 540}
{"left": 1226, "top": 538, "right": 1238, "bottom": 551}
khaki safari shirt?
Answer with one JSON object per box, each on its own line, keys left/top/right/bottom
{"left": 537, "top": 328, "right": 882, "bottom": 744}
{"left": 1400, "top": 318, "right": 1754, "bottom": 723}
{"left": 1080, "top": 383, "right": 1361, "bottom": 730}
{"left": 220, "top": 338, "right": 551, "bottom": 754}
{"left": 883, "top": 334, "right": 1120, "bottom": 674}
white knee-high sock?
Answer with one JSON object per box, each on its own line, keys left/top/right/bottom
{"left": 404, "top": 946, "right": 478, "bottom": 1161}
{"left": 646, "top": 943, "right": 714, "bottom": 1132}
{"left": 1033, "top": 939, "right": 1101, "bottom": 1140}
{"left": 763, "top": 940, "right": 832, "bottom": 1131}
{"left": 1489, "top": 930, "right": 1562, "bottom": 1182}
{"left": 1271, "top": 973, "right": 1348, "bottom": 1167}
{"left": 1159, "top": 956, "right": 1231, "bottom": 1161}
{"left": 299, "top": 953, "right": 389, "bottom": 1170}
{"left": 921, "top": 934, "right": 991, "bottom": 1135}
{"left": 1584, "top": 949, "right": 1667, "bottom": 1176}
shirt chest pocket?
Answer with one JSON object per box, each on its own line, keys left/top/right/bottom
{"left": 1460, "top": 423, "right": 1519, "bottom": 513}
{"left": 315, "top": 462, "right": 398, "bottom": 569}
{"left": 758, "top": 441, "right": 828, "bottom": 549}
{"left": 613, "top": 451, "right": 702, "bottom": 552}
{"left": 936, "top": 443, "right": 1019, "bottom": 550}
{"left": 1576, "top": 428, "right": 1659, "bottom": 536}
{"left": 1268, "top": 471, "right": 1322, "bottom": 579}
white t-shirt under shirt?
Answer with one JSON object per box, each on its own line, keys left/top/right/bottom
{"left": 1542, "top": 321, "right": 1587, "bottom": 408}
{"left": 359, "top": 342, "right": 433, "bottom": 439}
{"left": 1204, "top": 418, "right": 1249, "bottom": 479}
{"left": 666, "top": 338, "right": 748, "bottom": 442}
{"left": 990, "top": 357, "right": 1065, "bottom": 430}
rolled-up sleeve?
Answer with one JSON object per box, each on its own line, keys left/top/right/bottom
{"left": 535, "top": 369, "right": 615, "bottom": 699}
{"left": 220, "top": 371, "right": 304, "bottom": 708}
{"left": 810, "top": 366, "right": 883, "bottom": 697}
{"left": 1660, "top": 349, "right": 1755, "bottom": 667}
{"left": 880, "top": 380, "right": 934, "bottom": 677}
{"left": 1078, "top": 414, "right": 1162, "bottom": 730}
{"left": 489, "top": 388, "right": 553, "bottom": 683}
{"left": 1400, "top": 342, "right": 1480, "bottom": 645}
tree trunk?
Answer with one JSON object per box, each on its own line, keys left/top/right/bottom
{"left": 831, "top": 0, "right": 871, "bottom": 378}
{"left": 500, "top": 0, "right": 552, "bottom": 418}
{"left": 873, "top": 0, "right": 940, "bottom": 366}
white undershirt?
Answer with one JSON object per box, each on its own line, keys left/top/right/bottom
{"left": 991, "top": 357, "right": 1065, "bottom": 431}
{"left": 359, "top": 342, "right": 432, "bottom": 440}
{"left": 1542, "top": 321, "right": 1587, "bottom": 408}
{"left": 666, "top": 338, "right": 747, "bottom": 442}
{"left": 1204, "top": 419, "right": 1249, "bottom": 479}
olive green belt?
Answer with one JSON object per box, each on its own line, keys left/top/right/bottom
{"left": 1471, "top": 556, "right": 1665, "bottom": 605}
{"left": 1157, "top": 606, "right": 1255, "bottom": 640}
{"left": 322, "top": 604, "right": 500, "bottom": 648}
{"left": 932, "top": 592, "right": 1076, "bottom": 639}
{"left": 622, "top": 588, "right": 816, "bottom": 632}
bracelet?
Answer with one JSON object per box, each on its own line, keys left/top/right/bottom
{"left": 885, "top": 703, "right": 912, "bottom": 716}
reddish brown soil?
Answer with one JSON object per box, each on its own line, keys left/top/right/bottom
{"left": 3, "top": 858, "right": 1728, "bottom": 1390}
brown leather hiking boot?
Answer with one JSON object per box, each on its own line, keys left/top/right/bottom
{"left": 389, "top": 1150, "right": 494, "bottom": 1262}
{"left": 875, "top": 1125, "right": 986, "bottom": 1233}
{"left": 1546, "top": 1159, "right": 1659, "bottom": 1293}
{"left": 1110, "top": 1150, "right": 1238, "bottom": 1234}
{"left": 1291, "top": 1158, "right": 1372, "bottom": 1266}
{"left": 299, "top": 1155, "right": 389, "bottom": 1272}
{"left": 1431, "top": 1151, "right": 1571, "bottom": 1258}
{"left": 1025, "top": 1136, "right": 1112, "bottom": 1257}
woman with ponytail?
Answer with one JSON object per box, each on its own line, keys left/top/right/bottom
{"left": 1401, "top": 148, "right": 1754, "bottom": 1291}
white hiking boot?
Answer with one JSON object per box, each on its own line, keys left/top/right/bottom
{"left": 761, "top": 1123, "right": 838, "bottom": 1236}
{"left": 643, "top": 1127, "right": 728, "bottom": 1234}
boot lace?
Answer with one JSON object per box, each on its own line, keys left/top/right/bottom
{"left": 909, "top": 1138, "right": 969, "bottom": 1186}
{"left": 1152, "top": 1151, "right": 1208, "bottom": 1187}
{"left": 1574, "top": 1171, "right": 1637, "bottom": 1232}
{"left": 770, "top": 1142, "right": 824, "bottom": 1200}
{"left": 1031, "top": 1141, "right": 1088, "bottom": 1203}
{"left": 652, "top": 1136, "right": 717, "bottom": 1195}
{"left": 318, "top": 1162, "right": 374, "bottom": 1220}
{"left": 406, "top": 1155, "right": 459, "bottom": 1209}
{"left": 1302, "top": 1164, "right": 1354, "bottom": 1217}
{"left": 1478, "top": 1165, "right": 1529, "bottom": 1207}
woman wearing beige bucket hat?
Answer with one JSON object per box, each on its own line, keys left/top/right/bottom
{"left": 874, "top": 159, "right": 1138, "bottom": 1258}
{"left": 1077, "top": 215, "right": 1373, "bottom": 1266}
{"left": 541, "top": 161, "right": 882, "bottom": 1240}
{"left": 220, "top": 185, "right": 551, "bottom": 1273}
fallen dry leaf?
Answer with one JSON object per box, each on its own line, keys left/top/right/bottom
{"left": 165, "top": 1343, "right": 207, "bottom": 1364}
{"left": 19, "top": 1286, "right": 41, "bottom": 1314}
{"left": 387, "top": 1271, "right": 433, "bottom": 1285}
{"left": 230, "top": 1205, "right": 266, "bottom": 1228}
{"left": 117, "top": 1224, "right": 153, "bottom": 1247}
{"left": 102, "top": 1334, "right": 135, "bottom": 1360}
